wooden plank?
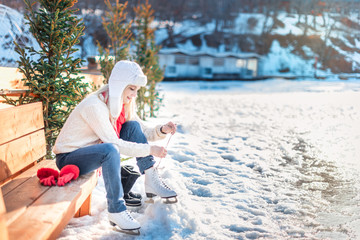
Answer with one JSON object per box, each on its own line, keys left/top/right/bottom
{"left": 0, "top": 90, "right": 39, "bottom": 104}
{"left": 0, "top": 162, "right": 37, "bottom": 188}
{"left": 1, "top": 160, "right": 55, "bottom": 195}
{"left": 4, "top": 176, "right": 49, "bottom": 227}
{"left": 7, "top": 171, "right": 98, "bottom": 240}
{"left": 0, "top": 129, "right": 46, "bottom": 183}
{"left": 0, "top": 102, "right": 43, "bottom": 145}
{"left": 0, "top": 89, "right": 28, "bottom": 96}
{"left": 0, "top": 188, "right": 9, "bottom": 240}
{"left": 2, "top": 160, "right": 57, "bottom": 226}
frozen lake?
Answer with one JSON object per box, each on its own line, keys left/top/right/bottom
{"left": 59, "top": 79, "right": 360, "bottom": 240}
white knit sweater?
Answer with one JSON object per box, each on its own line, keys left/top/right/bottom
{"left": 52, "top": 93, "right": 166, "bottom": 157}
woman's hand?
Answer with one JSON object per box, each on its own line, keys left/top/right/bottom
{"left": 150, "top": 146, "right": 167, "bottom": 158}
{"left": 161, "top": 122, "right": 177, "bottom": 135}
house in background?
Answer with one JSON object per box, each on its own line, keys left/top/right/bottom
{"left": 158, "top": 49, "right": 261, "bottom": 80}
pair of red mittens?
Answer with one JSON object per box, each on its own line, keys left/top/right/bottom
{"left": 37, "top": 165, "right": 79, "bottom": 187}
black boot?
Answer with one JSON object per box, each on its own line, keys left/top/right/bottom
{"left": 129, "top": 191, "right": 142, "bottom": 200}
{"left": 121, "top": 165, "right": 142, "bottom": 206}
{"left": 123, "top": 193, "right": 142, "bottom": 207}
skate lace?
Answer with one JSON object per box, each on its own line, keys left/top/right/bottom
{"left": 155, "top": 134, "right": 173, "bottom": 169}
{"left": 152, "top": 168, "right": 172, "bottom": 190}
{"left": 124, "top": 210, "right": 135, "bottom": 221}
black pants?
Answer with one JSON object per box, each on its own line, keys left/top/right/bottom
{"left": 121, "top": 165, "right": 140, "bottom": 194}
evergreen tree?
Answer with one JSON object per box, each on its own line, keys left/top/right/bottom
{"left": 98, "top": 0, "right": 133, "bottom": 84}
{"left": 133, "top": 0, "right": 164, "bottom": 120}
{"left": 2, "top": 0, "right": 89, "bottom": 157}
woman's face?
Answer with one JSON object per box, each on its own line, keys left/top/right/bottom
{"left": 123, "top": 85, "right": 140, "bottom": 104}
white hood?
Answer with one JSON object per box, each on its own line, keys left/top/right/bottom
{"left": 108, "top": 60, "right": 147, "bottom": 118}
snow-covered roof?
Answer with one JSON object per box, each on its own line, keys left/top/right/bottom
{"left": 159, "top": 48, "right": 261, "bottom": 59}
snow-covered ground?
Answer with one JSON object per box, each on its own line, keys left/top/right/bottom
{"left": 57, "top": 79, "right": 360, "bottom": 240}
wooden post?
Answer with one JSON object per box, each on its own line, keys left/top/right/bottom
{"left": 74, "top": 194, "right": 92, "bottom": 218}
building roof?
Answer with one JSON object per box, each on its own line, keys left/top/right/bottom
{"left": 159, "top": 48, "right": 261, "bottom": 59}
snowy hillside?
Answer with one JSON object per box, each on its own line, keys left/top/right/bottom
{"left": 1, "top": 4, "right": 360, "bottom": 77}
{"left": 0, "top": 4, "right": 39, "bottom": 66}
{"left": 157, "top": 12, "right": 360, "bottom": 76}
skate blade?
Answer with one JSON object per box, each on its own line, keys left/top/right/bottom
{"left": 114, "top": 227, "right": 140, "bottom": 236}
{"left": 145, "top": 197, "right": 155, "bottom": 204}
{"left": 111, "top": 224, "right": 140, "bottom": 236}
{"left": 145, "top": 193, "right": 156, "bottom": 204}
{"left": 162, "top": 196, "right": 178, "bottom": 204}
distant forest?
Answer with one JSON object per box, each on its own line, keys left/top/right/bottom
{"left": 3, "top": 0, "right": 360, "bottom": 21}
{"left": 3, "top": 0, "right": 359, "bottom": 41}
{"left": 2, "top": 0, "right": 360, "bottom": 73}
{"left": 3, "top": 0, "right": 359, "bottom": 45}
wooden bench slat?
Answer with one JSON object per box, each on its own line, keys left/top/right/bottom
{"left": 7, "top": 171, "right": 98, "bottom": 240}
{"left": 1, "top": 160, "right": 54, "bottom": 196}
{"left": 2, "top": 160, "right": 57, "bottom": 226}
{"left": 0, "top": 102, "right": 44, "bottom": 145}
{"left": 0, "top": 129, "right": 46, "bottom": 183}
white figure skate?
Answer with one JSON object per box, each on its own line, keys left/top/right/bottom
{"left": 145, "top": 167, "right": 178, "bottom": 204}
{"left": 108, "top": 210, "right": 140, "bottom": 235}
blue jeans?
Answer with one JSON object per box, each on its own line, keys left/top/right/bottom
{"left": 56, "top": 121, "right": 155, "bottom": 213}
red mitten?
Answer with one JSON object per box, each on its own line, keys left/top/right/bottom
{"left": 40, "top": 175, "right": 56, "bottom": 186}
{"left": 57, "top": 165, "right": 80, "bottom": 187}
{"left": 37, "top": 168, "right": 59, "bottom": 186}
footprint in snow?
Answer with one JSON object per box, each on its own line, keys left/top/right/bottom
{"left": 217, "top": 146, "right": 229, "bottom": 151}
{"left": 221, "top": 154, "right": 237, "bottom": 162}
{"left": 171, "top": 153, "right": 194, "bottom": 162}
{"left": 175, "top": 124, "right": 186, "bottom": 133}
{"left": 192, "top": 177, "right": 212, "bottom": 186}
{"left": 188, "top": 185, "right": 212, "bottom": 197}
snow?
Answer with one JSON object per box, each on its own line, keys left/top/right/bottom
{"left": 273, "top": 13, "right": 303, "bottom": 35}
{"left": 261, "top": 40, "right": 317, "bottom": 76}
{"left": 57, "top": 79, "right": 360, "bottom": 240}
{"left": 0, "top": 4, "right": 39, "bottom": 66}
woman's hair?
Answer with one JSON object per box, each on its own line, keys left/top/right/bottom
{"left": 123, "top": 90, "right": 136, "bottom": 120}
{"left": 96, "top": 84, "right": 136, "bottom": 124}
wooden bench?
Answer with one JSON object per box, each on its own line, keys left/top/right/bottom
{"left": 0, "top": 102, "right": 98, "bottom": 240}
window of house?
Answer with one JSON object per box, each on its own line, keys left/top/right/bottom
{"left": 175, "top": 55, "right": 186, "bottom": 64}
{"left": 236, "top": 59, "right": 246, "bottom": 68}
{"left": 247, "top": 59, "right": 258, "bottom": 76}
{"left": 188, "top": 57, "right": 199, "bottom": 65}
{"left": 213, "top": 58, "right": 224, "bottom": 66}
{"left": 167, "top": 66, "right": 176, "bottom": 73}
{"left": 204, "top": 67, "right": 212, "bottom": 75}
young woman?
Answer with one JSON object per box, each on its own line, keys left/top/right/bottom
{"left": 52, "top": 60, "right": 177, "bottom": 234}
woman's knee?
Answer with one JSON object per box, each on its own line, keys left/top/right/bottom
{"left": 102, "top": 143, "right": 120, "bottom": 160}
{"left": 120, "top": 121, "right": 147, "bottom": 143}
{"left": 123, "top": 121, "right": 141, "bottom": 130}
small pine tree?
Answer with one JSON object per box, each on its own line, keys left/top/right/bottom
{"left": 98, "top": 0, "right": 133, "bottom": 84}
{"left": 2, "top": 0, "right": 89, "bottom": 157}
{"left": 133, "top": 0, "right": 164, "bottom": 120}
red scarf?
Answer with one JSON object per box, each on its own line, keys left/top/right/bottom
{"left": 116, "top": 104, "right": 126, "bottom": 137}
{"left": 102, "top": 92, "right": 126, "bottom": 137}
